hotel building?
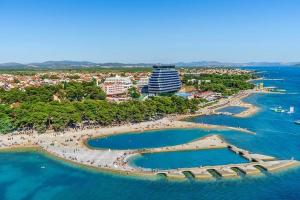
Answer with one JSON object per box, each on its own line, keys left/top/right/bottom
{"left": 148, "top": 65, "right": 181, "bottom": 95}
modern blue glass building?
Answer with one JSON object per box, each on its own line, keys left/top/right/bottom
{"left": 148, "top": 65, "right": 181, "bottom": 95}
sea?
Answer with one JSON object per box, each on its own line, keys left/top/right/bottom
{"left": 1, "top": 66, "right": 300, "bottom": 200}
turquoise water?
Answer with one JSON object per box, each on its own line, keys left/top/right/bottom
{"left": 2, "top": 66, "right": 300, "bottom": 199}
{"left": 216, "top": 106, "right": 248, "bottom": 114}
{"left": 1, "top": 150, "right": 300, "bottom": 200}
{"left": 88, "top": 129, "right": 229, "bottom": 150}
{"left": 131, "top": 149, "right": 248, "bottom": 169}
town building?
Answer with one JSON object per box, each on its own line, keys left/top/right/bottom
{"left": 148, "top": 65, "right": 181, "bottom": 95}
{"left": 194, "top": 91, "right": 222, "bottom": 102}
{"left": 137, "top": 76, "right": 149, "bottom": 93}
{"left": 101, "top": 75, "right": 132, "bottom": 96}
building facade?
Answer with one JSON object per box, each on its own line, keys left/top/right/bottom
{"left": 101, "top": 75, "right": 132, "bottom": 96}
{"left": 148, "top": 65, "right": 181, "bottom": 95}
{"left": 137, "top": 77, "right": 149, "bottom": 87}
{"left": 137, "top": 76, "right": 149, "bottom": 93}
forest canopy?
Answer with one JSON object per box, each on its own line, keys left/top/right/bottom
{"left": 183, "top": 73, "right": 255, "bottom": 96}
{"left": 0, "top": 81, "right": 202, "bottom": 134}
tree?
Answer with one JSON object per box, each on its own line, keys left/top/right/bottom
{"left": 1, "top": 82, "right": 205, "bottom": 133}
{"left": 128, "top": 87, "right": 141, "bottom": 99}
{"left": 0, "top": 113, "right": 13, "bottom": 134}
{"left": 85, "top": 86, "right": 106, "bottom": 100}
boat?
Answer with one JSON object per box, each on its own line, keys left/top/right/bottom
{"left": 288, "top": 106, "right": 295, "bottom": 114}
{"left": 270, "top": 106, "right": 287, "bottom": 113}
{"left": 294, "top": 120, "right": 300, "bottom": 125}
{"left": 274, "top": 89, "right": 286, "bottom": 92}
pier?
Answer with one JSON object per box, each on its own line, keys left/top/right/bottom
{"left": 119, "top": 135, "right": 298, "bottom": 180}
{"left": 228, "top": 145, "right": 275, "bottom": 162}
{"left": 154, "top": 160, "right": 298, "bottom": 180}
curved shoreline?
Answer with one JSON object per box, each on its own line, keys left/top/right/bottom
{"left": 3, "top": 145, "right": 299, "bottom": 182}
{"left": 0, "top": 119, "right": 298, "bottom": 180}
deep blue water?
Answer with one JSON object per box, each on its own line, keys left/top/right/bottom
{"left": 131, "top": 149, "right": 248, "bottom": 169}
{"left": 216, "top": 106, "right": 248, "bottom": 114}
{"left": 1, "top": 66, "right": 300, "bottom": 200}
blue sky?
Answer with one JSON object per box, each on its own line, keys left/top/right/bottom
{"left": 0, "top": 0, "right": 299, "bottom": 63}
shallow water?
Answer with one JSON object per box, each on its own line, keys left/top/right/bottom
{"left": 216, "top": 106, "right": 248, "bottom": 114}
{"left": 1, "top": 66, "right": 300, "bottom": 200}
{"left": 1, "top": 150, "right": 300, "bottom": 200}
{"left": 131, "top": 148, "right": 248, "bottom": 169}
{"left": 87, "top": 129, "right": 216, "bottom": 150}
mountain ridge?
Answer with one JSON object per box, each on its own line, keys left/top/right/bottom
{"left": 0, "top": 60, "right": 299, "bottom": 69}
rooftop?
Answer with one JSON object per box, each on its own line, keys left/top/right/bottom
{"left": 153, "top": 65, "right": 176, "bottom": 69}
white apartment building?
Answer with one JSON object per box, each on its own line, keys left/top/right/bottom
{"left": 137, "top": 77, "right": 149, "bottom": 88}
{"left": 102, "top": 75, "right": 132, "bottom": 96}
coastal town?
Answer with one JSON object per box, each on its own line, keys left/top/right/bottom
{"left": 0, "top": 66, "right": 255, "bottom": 102}
{"left": 0, "top": 65, "right": 298, "bottom": 180}
{"left": 0, "top": 67, "right": 251, "bottom": 90}
{"left": 2, "top": 0, "right": 300, "bottom": 199}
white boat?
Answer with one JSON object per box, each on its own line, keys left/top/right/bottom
{"left": 270, "top": 106, "right": 286, "bottom": 113}
{"left": 288, "top": 106, "right": 295, "bottom": 114}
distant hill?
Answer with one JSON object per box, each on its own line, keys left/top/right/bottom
{"left": 0, "top": 61, "right": 154, "bottom": 69}
{"left": 29, "top": 60, "right": 96, "bottom": 68}
{"left": 175, "top": 61, "right": 300, "bottom": 67}
{"left": 175, "top": 61, "right": 239, "bottom": 67}
{"left": 0, "top": 62, "right": 28, "bottom": 68}
{"left": 243, "top": 62, "right": 299, "bottom": 67}
{"left": 0, "top": 60, "right": 299, "bottom": 69}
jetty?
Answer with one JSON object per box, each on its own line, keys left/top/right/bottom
{"left": 228, "top": 145, "right": 275, "bottom": 162}
{"left": 117, "top": 137, "right": 297, "bottom": 180}
{"left": 154, "top": 160, "right": 297, "bottom": 180}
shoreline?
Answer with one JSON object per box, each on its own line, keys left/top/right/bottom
{"left": 5, "top": 144, "right": 299, "bottom": 181}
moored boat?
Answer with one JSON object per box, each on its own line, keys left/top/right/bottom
{"left": 294, "top": 120, "right": 300, "bottom": 125}
{"left": 270, "top": 106, "right": 286, "bottom": 113}
{"left": 288, "top": 106, "right": 295, "bottom": 114}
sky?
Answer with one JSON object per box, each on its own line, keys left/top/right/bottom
{"left": 0, "top": 0, "right": 300, "bottom": 63}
